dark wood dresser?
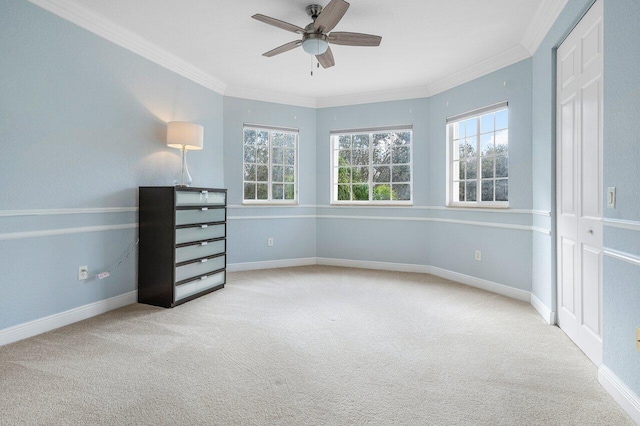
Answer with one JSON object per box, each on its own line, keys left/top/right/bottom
{"left": 138, "top": 186, "right": 227, "bottom": 308}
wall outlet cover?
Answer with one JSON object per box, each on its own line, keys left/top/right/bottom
{"left": 475, "top": 250, "right": 482, "bottom": 261}
{"left": 78, "top": 266, "right": 89, "bottom": 281}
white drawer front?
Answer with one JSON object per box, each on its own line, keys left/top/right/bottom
{"left": 176, "top": 191, "right": 226, "bottom": 206}
{"left": 175, "top": 240, "right": 225, "bottom": 264}
{"left": 175, "top": 255, "right": 226, "bottom": 283}
{"left": 176, "top": 208, "right": 225, "bottom": 226}
{"left": 175, "top": 271, "right": 225, "bottom": 301}
{"left": 175, "top": 224, "right": 225, "bottom": 244}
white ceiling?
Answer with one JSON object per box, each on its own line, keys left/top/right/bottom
{"left": 35, "top": 0, "right": 566, "bottom": 106}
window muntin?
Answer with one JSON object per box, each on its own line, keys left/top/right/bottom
{"left": 448, "top": 106, "right": 508, "bottom": 206}
{"left": 243, "top": 126, "right": 297, "bottom": 204}
{"left": 331, "top": 128, "right": 412, "bottom": 204}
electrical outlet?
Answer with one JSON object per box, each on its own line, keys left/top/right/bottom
{"left": 267, "top": 238, "right": 274, "bottom": 247}
{"left": 636, "top": 327, "right": 640, "bottom": 352}
{"left": 78, "top": 266, "right": 89, "bottom": 281}
{"left": 475, "top": 250, "right": 482, "bottom": 261}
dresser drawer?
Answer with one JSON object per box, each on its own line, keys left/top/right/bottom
{"left": 175, "top": 255, "right": 226, "bottom": 283}
{"left": 176, "top": 190, "right": 226, "bottom": 206}
{"left": 175, "top": 208, "right": 225, "bottom": 226}
{"left": 175, "top": 271, "right": 225, "bottom": 302}
{"left": 175, "top": 224, "right": 225, "bottom": 244}
{"left": 175, "top": 239, "right": 225, "bottom": 264}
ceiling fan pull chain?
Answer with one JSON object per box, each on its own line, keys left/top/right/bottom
{"left": 311, "top": 55, "right": 314, "bottom": 76}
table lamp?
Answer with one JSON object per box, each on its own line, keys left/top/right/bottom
{"left": 166, "top": 121, "right": 204, "bottom": 187}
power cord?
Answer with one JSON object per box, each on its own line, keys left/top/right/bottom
{"left": 88, "top": 238, "right": 140, "bottom": 280}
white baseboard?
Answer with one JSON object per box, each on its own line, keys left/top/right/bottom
{"left": 425, "top": 265, "right": 531, "bottom": 302}
{"left": 530, "top": 293, "right": 557, "bottom": 325}
{"left": 0, "top": 291, "right": 137, "bottom": 347}
{"left": 316, "top": 257, "right": 531, "bottom": 302}
{"left": 227, "top": 257, "right": 317, "bottom": 272}
{"left": 599, "top": 365, "right": 640, "bottom": 425}
{"left": 317, "top": 257, "right": 432, "bottom": 274}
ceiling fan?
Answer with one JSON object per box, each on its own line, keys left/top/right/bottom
{"left": 252, "top": 0, "right": 382, "bottom": 69}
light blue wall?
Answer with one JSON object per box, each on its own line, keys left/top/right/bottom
{"left": 427, "top": 61, "right": 533, "bottom": 290}
{"left": 315, "top": 60, "right": 534, "bottom": 290}
{"left": 602, "top": 0, "right": 640, "bottom": 398}
{"left": 529, "top": 0, "right": 640, "bottom": 400}
{"left": 315, "top": 98, "right": 431, "bottom": 268}
{"left": 223, "top": 97, "right": 317, "bottom": 264}
{"left": 429, "top": 59, "right": 533, "bottom": 209}
{"left": 0, "top": 0, "right": 223, "bottom": 329}
{"left": 530, "top": 0, "right": 594, "bottom": 310}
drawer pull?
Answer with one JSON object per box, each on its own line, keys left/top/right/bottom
{"left": 200, "top": 258, "right": 208, "bottom": 263}
{"left": 201, "top": 207, "right": 209, "bottom": 211}
{"left": 201, "top": 241, "right": 208, "bottom": 246}
{"left": 201, "top": 190, "right": 208, "bottom": 195}
{"left": 200, "top": 275, "right": 208, "bottom": 280}
{"left": 201, "top": 224, "right": 208, "bottom": 229}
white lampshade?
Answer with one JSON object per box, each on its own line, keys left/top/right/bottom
{"left": 166, "top": 121, "right": 204, "bottom": 150}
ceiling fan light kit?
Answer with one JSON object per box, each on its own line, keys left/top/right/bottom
{"left": 252, "top": 0, "right": 382, "bottom": 70}
{"left": 302, "top": 34, "right": 329, "bottom": 55}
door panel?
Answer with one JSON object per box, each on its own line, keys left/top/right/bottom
{"left": 561, "top": 238, "right": 576, "bottom": 313}
{"left": 581, "top": 245, "right": 601, "bottom": 335}
{"left": 560, "top": 99, "right": 576, "bottom": 215}
{"left": 581, "top": 20, "right": 602, "bottom": 71}
{"left": 581, "top": 78, "right": 601, "bottom": 219}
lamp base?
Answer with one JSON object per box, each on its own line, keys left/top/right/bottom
{"left": 173, "top": 147, "right": 193, "bottom": 187}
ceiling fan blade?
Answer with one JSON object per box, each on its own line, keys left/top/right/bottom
{"left": 328, "top": 32, "right": 382, "bottom": 47}
{"left": 313, "top": 0, "right": 350, "bottom": 33}
{"left": 252, "top": 14, "right": 305, "bottom": 34}
{"left": 316, "top": 46, "right": 335, "bottom": 69}
{"left": 263, "top": 40, "right": 302, "bottom": 57}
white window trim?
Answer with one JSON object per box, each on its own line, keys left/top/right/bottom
{"left": 242, "top": 124, "right": 299, "bottom": 205}
{"left": 330, "top": 127, "right": 413, "bottom": 206}
{"left": 445, "top": 102, "right": 509, "bottom": 209}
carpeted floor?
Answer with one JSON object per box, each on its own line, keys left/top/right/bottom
{"left": 0, "top": 266, "right": 632, "bottom": 425}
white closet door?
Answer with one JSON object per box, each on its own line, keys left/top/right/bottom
{"left": 556, "top": 0, "right": 603, "bottom": 366}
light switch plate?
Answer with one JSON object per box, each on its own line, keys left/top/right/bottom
{"left": 636, "top": 327, "right": 640, "bottom": 352}
{"left": 607, "top": 187, "right": 616, "bottom": 208}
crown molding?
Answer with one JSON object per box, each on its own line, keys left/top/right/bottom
{"left": 28, "top": 0, "right": 227, "bottom": 95}
{"left": 316, "top": 86, "right": 430, "bottom": 109}
{"left": 426, "top": 44, "right": 531, "bottom": 97}
{"left": 224, "top": 86, "right": 317, "bottom": 109}
{"left": 28, "top": 0, "right": 563, "bottom": 109}
{"left": 521, "top": 0, "right": 569, "bottom": 55}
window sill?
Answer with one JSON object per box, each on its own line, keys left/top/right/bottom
{"left": 242, "top": 201, "right": 299, "bottom": 206}
{"left": 330, "top": 202, "right": 413, "bottom": 207}
{"left": 446, "top": 203, "right": 509, "bottom": 209}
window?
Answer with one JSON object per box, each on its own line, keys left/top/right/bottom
{"left": 331, "top": 126, "right": 413, "bottom": 204}
{"left": 243, "top": 125, "right": 298, "bottom": 203}
{"left": 447, "top": 103, "right": 509, "bottom": 207}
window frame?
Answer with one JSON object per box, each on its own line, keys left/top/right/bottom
{"left": 330, "top": 126, "right": 414, "bottom": 206}
{"left": 242, "top": 124, "right": 299, "bottom": 205}
{"left": 446, "top": 102, "right": 509, "bottom": 208}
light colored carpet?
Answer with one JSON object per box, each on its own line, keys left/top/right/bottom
{"left": 0, "top": 266, "right": 632, "bottom": 425}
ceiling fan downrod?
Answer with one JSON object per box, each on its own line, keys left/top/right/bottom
{"left": 305, "top": 4, "right": 323, "bottom": 20}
